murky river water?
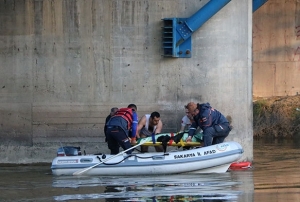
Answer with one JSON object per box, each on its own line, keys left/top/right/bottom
{"left": 0, "top": 138, "right": 299, "bottom": 202}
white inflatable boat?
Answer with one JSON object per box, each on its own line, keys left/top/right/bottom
{"left": 51, "top": 141, "right": 243, "bottom": 176}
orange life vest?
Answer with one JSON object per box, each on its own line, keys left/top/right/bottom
{"left": 113, "top": 108, "right": 133, "bottom": 129}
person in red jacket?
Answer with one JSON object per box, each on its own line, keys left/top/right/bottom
{"left": 105, "top": 105, "right": 138, "bottom": 154}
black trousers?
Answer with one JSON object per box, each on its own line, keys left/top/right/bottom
{"left": 106, "top": 126, "right": 133, "bottom": 155}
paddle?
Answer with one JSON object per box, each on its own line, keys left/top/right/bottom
{"left": 72, "top": 137, "right": 150, "bottom": 176}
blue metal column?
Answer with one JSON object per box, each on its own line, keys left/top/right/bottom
{"left": 253, "top": 0, "right": 268, "bottom": 12}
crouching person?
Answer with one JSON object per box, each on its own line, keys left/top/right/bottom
{"left": 186, "top": 102, "right": 231, "bottom": 147}
{"left": 105, "top": 106, "right": 138, "bottom": 154}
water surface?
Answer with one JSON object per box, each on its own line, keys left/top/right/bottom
{"left": 0, "top": 138, "right": 299, "bottom": 202}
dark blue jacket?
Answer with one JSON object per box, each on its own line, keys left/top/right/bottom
{"left": 188, "top": 103, "right": 229, "bottom": 137}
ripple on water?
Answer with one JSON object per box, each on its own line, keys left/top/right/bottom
{"left": 52, "top": 173, "right": 244, "bottom": 201}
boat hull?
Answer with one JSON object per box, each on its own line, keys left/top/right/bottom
{"left": 51, "top": 141, "right": 243, "bottom": 176}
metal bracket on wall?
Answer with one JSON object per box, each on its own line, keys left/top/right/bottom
{"left": 161, "top": 0, "right": 267, "bottom": 58}
{"left": 162, "top": 18, "right": 191, "bottom": 58}
{"left": 162, "top": 0, "right": 231, "bottom": 58}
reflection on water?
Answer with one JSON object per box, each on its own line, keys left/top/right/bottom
{"left": 0, "top": 138, "right": 299, "bottom": 202}
{"left": 52, "top": 174, "right": 245, "bottom": 201}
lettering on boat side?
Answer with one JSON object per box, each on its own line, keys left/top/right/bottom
{"left": 57, "top": 159, "right": 78, "bottom": 164}
{"left": 216, "top": 143, "right": 229, "bottom": 151}
{"left": 204, "top": 150, "right": 216, "bottom": 155}
{"left": 197, "top": 152, "right": 201, "bottom": 156}
{"left": 174, "top": 153, "right": 195, "bottom": 159}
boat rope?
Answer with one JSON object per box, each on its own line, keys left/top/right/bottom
{"left": 96, "top": 153, "right": 170, "bottom": 165}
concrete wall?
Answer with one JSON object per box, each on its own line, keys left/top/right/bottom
{"left": 253, "top": 0, "right": 300, "bottom": 97}
{"left": 0, "top": 0, "right": 253, "bottom": 163}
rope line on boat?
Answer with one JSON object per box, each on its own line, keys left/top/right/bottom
{"left": 96, "top": 153, "right": 169, "bottom": 165}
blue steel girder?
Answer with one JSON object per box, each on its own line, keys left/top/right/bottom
{"left": 253, "top": 0, "right": 268, "bottom": 12}
{"left": 175, "top": 0, "right": 231, "bottom": 47}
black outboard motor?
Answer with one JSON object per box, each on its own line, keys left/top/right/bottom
{"left": 57, "top": 146, "right": 81, "bottom": 156}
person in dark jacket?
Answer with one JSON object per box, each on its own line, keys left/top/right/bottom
{"left": 104, "top": 107, "right": 118, "bottom": 142}
{"left": 105, "top": 105, "right": 138, "bottom": 154}
{"left": 185, "top": 102, "right": 231, "bottom": 147}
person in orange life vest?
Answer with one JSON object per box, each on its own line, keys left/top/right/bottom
{"left": 185, "top": 102, "right": 231, "bottom": 147}
{"left": 135, "top": 111, "right": 163, "bottom": 152}
{"left": 105, "top": 106, "right": 138, "bottom": 154}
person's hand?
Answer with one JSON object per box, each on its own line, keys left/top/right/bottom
{"left": 186, "top": 136, "right": 192, "bottom": 142}
{"left": 131, "top": 138, "right": 137, "bottom": 144}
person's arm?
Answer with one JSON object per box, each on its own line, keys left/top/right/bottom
{"left": 179, "top": 125, "right": 185, "bottom": 132}
{"left": 180, "top": 116, "right": 187, "bottom": 132}
{"left": 199, "top": 108, "right": 212, "bottom": 131}
{"left": 135, "top": 115, "right": 146, "bottom": 139}
{"left": 186, "top": 121, "right": 197, "bottom": 142}
{"left": 154, "top": 120, "right": 163, "bottom": 134}
{"left": 131, "top": 111, "right": 138, "bottom": 138}
{"left": 130, "top": 111, "right": 138, "bottom": 144}
{"left": 104, "top": 115, "right": 110, "bottom": 134}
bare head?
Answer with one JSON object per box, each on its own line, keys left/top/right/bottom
{"left": 127, "top": 104, "right": 137, "bottom": 112}
{"left": 110, "top": 107, "right": 118, "bottom": 116}
{"left": 150, "top": 111, "right": 160, "bottom": 126}
{"left": 184, "top": 105, "right": 193, "bottom": 120}
{"left": 186, "top": 102, "right": 199, "bottom": 117}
